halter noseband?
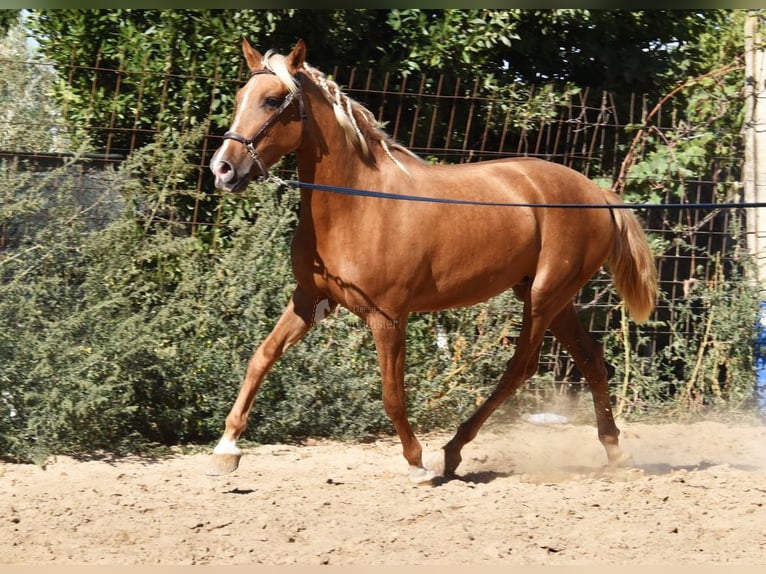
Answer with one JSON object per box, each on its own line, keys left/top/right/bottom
{"left": 222, "top": 69, "right": 306, "bottom": 177}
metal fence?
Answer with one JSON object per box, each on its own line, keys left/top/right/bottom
{"left": 2, "top": 59, "right": 749, "bottom": 386}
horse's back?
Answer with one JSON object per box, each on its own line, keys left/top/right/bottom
{"left": 411, "top": 156, "right": 605, "bottom": 205}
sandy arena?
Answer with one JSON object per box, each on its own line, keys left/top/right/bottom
{"left": 2, "top": 419, "right": 765, "bottom": 565}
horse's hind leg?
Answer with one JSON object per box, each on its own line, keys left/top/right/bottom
{"left": 441, "top": 284, "right": 551, "bottom": 476}
{"left": 548, "top": 302, "right": 632, "bottom": 468}
{"left": 206, "top": 286, "right": 335, "bottom": 475}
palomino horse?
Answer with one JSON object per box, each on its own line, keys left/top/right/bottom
{"left": 208, "top": 39, "right": 658, "bottom": 483}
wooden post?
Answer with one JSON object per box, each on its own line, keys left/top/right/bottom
{"left": 745, "top": 10, "right": 766, "bottom": 412}
{"left": 744, "top": 10, "right": 766, "bottom": 294}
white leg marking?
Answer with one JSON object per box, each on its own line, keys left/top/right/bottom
{"left": 422, "top": 450, "right": 446, "bottom": 477}
{"left": 213, "top": 437, "right": 242, "bottom": 456}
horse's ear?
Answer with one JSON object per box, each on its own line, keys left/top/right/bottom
{"left": 286, "top": 39, "right": 307, "bottom": 73}
{"left": 242, "top": 38, "right": 263, "bottom": 72}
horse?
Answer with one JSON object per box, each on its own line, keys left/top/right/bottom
{"left": 207, "top": 39, "right": 658, "bottom": 483}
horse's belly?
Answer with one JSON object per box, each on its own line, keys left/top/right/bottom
{"left": 408, "top": 253, "right": 533, "bottom": 312}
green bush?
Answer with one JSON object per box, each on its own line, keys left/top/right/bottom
{"left": 605, "top": 246, "right": 760, "bottom": 420}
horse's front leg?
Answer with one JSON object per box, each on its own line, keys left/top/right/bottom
{"left": 206, "top": 286, "right": 334, "bottom": 475}
{"left": 369, "top": 312, "right": 442, "bottom": 484}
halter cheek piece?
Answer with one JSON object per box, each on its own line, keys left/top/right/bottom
{"left": 222, "top": 69, "right": 307, "bottom": 177}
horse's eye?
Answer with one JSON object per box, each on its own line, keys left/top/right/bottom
{"left": 263, "top": 96, "right": 282, "bottom": 110}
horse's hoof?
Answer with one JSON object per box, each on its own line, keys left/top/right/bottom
{"left": 205, "top": 453, "right": 241, "bottom": 476}
{"left": 408, "top": 464, "right": 437, "bottom": 484}
{"left": 408, "top": 450, "right": 447, "bottom": 484}
{"left": 443, "top": 448, "right": 462, "bottom": 477}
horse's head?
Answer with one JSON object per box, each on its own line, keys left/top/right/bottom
{"left": 211, "top": 39, "right": 307, "bottom": 192}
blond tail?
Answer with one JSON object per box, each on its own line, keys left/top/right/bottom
{"left": 602, "top": 190, "right": 658, "bottom": 324}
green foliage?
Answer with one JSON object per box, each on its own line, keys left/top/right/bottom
{"left": 600, "top": 14, "right": 759, "bottom": 419}
{"left": 0, "top": 134, "right": 257, "bottom": 460}
{"left": 387, "top": 9, "right": 518, "bottom": 75}
{"left": 0, "top": 10, "right": 18, "bottom": 35}
{"left": 621, "top": 72, "right": 744, "bottom": 206}
{"left": 385, "top": 9, "right": 730, "bottom": 99}
{"left": 507, "top": 9, "right": 731, "bottom": 98}
{"left": 606, "top": 249, "right": 759, "bottom": 419}
{"left": 25, "top": 9, "right": 273, "bottom": 152}
{"left": 0, "top": 152, "right": 131, "bottom": 463}
{"left": 0, "top": 20, "right": 73, "bottom": 152}
{"left": 26, "top": 9, "right": 736, "bottom": 156}
{"left": 618, "top": 11, "right": 745, "bottom": 201}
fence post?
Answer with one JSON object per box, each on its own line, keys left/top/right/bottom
{"left": 744, "top": 10, "right": 766, "bottom": 412}
{"left": 745, "top": 11, "right": 766, "bottom": 286}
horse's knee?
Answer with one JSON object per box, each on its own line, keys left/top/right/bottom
{"left": 381, "top": 393, "right": 407, "bottom": 421}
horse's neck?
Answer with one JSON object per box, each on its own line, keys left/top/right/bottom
{"left": 296, "top": 78, "right": 384, "bottom": 183}
{"left": 298, "top": 135, "right": 374, "bottom": 187}
{"left": 295, "top": 106, "right": 385, "bottom": 216}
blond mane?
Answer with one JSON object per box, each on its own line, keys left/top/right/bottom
{"left": 262, "top": 51, "right": 418, "bottom": 176}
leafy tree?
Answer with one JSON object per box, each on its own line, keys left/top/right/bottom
{"left": 25, "top": 10, "right": 256, "bottom": 154}
{"left": 23, "top": 10, "right": 397, "bottom": 155}
{"left": 385, "top": 9, "right": 730, "bottom": 97}
{"left": 26, "top": 9, "right": 735, "bottom": 153}
{"left": 506, "top": 10, "right": 730, "bottom": 96}
{"left": 22, "top": 9, "right": 737, "bottom": 208}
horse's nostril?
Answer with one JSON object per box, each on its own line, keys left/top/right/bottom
{"left": 214, "top": 160, "right": 232, "bottom": 176}
{"left": 211, "top": 159, "right": 236, "bottom": 186}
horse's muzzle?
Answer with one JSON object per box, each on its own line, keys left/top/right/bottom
{"left": 210, "top": 150, "right": 262, "bottom": 192}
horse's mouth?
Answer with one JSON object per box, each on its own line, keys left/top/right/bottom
{"left": 214, "top": 173, "right": 253, "bottom": 193}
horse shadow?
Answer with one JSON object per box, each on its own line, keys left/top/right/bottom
{"left": 560, "top": 459, "right": 762, "bottom": 476}
{"left": 435, "top": 459, "right": 762, "bottom": 486}
{"left": 632, "top": 460, "right": 760, "bottom": 475}
{"left": 433, "top": 469, "right": 513, "bottom": 486}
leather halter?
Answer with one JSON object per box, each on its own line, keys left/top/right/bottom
{"left": 222, "top": 69, "right": 306, "bottom": 177}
